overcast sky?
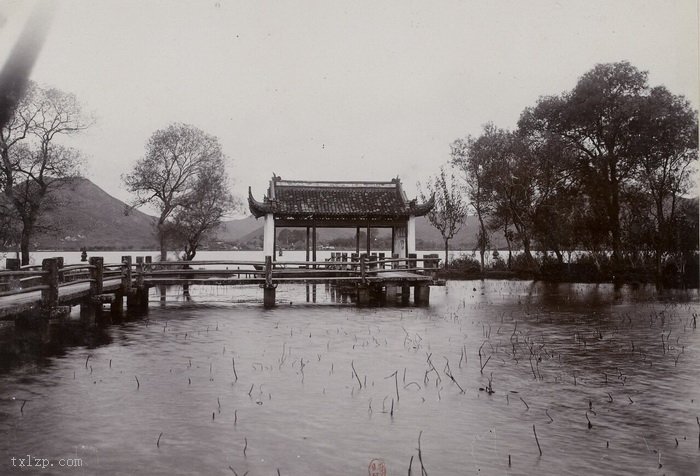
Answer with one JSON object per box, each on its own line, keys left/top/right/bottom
{"left": 1, "top": 0, "right": 698, "bottom": 217}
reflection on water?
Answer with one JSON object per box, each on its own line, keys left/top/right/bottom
{"left": 0, "top": 281, "right": 698, "bottom": 475}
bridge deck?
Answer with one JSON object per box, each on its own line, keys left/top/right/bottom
{"left": 0, "top": 278, "right": 123, "bottom": 320}
{"left": 0, "top": 271, "right": 436, "bottom": 320}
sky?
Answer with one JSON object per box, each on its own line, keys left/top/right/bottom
{"left": 1, "top": 0, "right": 698, "bottom": 217}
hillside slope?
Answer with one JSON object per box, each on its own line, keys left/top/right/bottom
{"left": 31, "top": 178, "right": 158, "bottom": 250}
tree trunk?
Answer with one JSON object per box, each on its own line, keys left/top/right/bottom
{"left": 158, "top": 224, "right": 168, "bottom": 262}
{"left": 609, "top": 164, "right": 622, "bottom": 272}
{"left": 504, "top": 227, "right": 512, "bottom": 270}
{"left": 522, "top": 235, "right": 534, "bottom": 267}
{"left": 444, "top": 238, "right": 449, "bottom": 270}
{"left": 476, "top": 209, "right": 488, "bottom": 272}
{"left": 654, "top": 246, "right": 663, "bottom": 285}
{"left": 554, "top": 248, "right": 563, "bottom": 264}
{"left": 20, "top": 228, "right": 31, "bottom": 266}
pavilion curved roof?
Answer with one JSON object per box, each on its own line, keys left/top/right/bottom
{"left": 248, "top": 177, "right": 434, "bottom": 220}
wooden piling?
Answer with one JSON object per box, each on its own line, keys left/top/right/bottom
{"left": 401, "top": 285, "right": 411, "bottom": 305}
{"left": 357, "top": 285, "right": 371, "bottom": 305}
{"left": 385, "top": 284, "right": 399, "bottom": 301}
{"left": 414, "top": 285, "right": 431, "bottom": 306}
{"left": 41, "top": 258, "right": 59, "bottom": 317}
{"left": 263, "top": 255, "right": 276, "bottom": 308}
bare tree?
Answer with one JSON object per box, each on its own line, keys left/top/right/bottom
{"left": 0, "top": 83, "right": 89, "bottom": 264}
{"left": 123, "top": 123, "right": 229, "bottom": 261}
{"left": 170, "top": 158, "right": 239, "bottom": 261}
{"left": 419, "top": 166, "right": 467, "bottom": 269}
{"left": 451, "top": 135, "right": 491, "bottom": 271}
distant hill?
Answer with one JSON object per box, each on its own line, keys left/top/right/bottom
{"left": 217, "top": 216, "right": 264, "bottom": 242}
{"left": 30, "top": 178, "right": 158, "bottom": 250}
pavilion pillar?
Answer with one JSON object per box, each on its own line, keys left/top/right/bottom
{"left": 263, "top": 213, "right": 275, "bottom": 258}
{"left": 355, "top": 226, "right": 360, "bottom": 254}
{"left": 407, "top": 215, "right": 416, "bottom": 256}
{"left": 312, "top": 225, "right": 317, "bottom": 268}
{"left": 273, "top": 223, "right": 277, "bottom": 261}
{"left": 306, "top": 227, "right": 310, "bottom": 268}
{"left": 393, "top": 224, "right": 407, "bottom": 258}
{"left": 366, "top": 222, "right": 371, "bottom": 254}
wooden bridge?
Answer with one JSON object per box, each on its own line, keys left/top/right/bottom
{"left": 0, "top": 253, "right": 442, "bottom": 320}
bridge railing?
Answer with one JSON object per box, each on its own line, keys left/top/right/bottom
{"left": 0, "top": 269, "right": 49, "bottom": 298}
{"left": 1, "top": 253, "right": 442, "bottom": 299}
{"left": 120, "top": 254, "right": 442, "bottom": 283}
{"left": 136, "top": 260, "right": 268, "bottom": 281}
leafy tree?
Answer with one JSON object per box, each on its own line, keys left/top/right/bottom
{"left": 419, "top": 166, "right": 467, "bottom": 269}
{"left": 0, "top": 82, "right": 89, "bottom": 264}
{"left": 520, "top": 62, "right": 698, "bottom": 278}
{"left": 123, "top": 123, "right": 228, "bottom": 261}
{"left": 517, "top": 123, "right": 581, "bottom": 264}
{"left": 520, "top": 62, "right": 650, "bottom": 270}
{"left": 629, "top": 86, "right": 698, "bottom": 277}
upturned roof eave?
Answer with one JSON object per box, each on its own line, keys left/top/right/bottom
{"left": 409, "top": 193, "right": 435, "bottom": 217}
{"left": 248, "top": 186, "right": 274, "bottom": 218}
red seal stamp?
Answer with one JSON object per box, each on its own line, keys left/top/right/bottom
{"left": 368, "top": 459, "right": 386, "bottom": 476}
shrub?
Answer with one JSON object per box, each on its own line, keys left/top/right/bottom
{"left": 449, "top": 255, "right": 481, "bottom": 272}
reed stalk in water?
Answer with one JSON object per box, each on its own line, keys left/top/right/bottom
{"left": 533, "top": 424, "right": 542, "bottom": 456}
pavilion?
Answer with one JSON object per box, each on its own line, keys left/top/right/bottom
{"left": 248, "top": 176, "right": 434, "bottom": 261}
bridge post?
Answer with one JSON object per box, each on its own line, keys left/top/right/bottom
{"left": 263, "top": 255, "right": 276, "bottom": 308}
{"left": 423, "top": 254, "right": 439, "bottom": 279}
{"left": 357, "top": 284, "right": 371, "bottom": 305}
{"left": 89, "top": 257, "right": 104, "bottom": 296}
{"left": 112, "top": 256, "right": 131, "bottom": 316}
{"left": 408, "top": 253, "right": 417, "bottom": 271}
{"left": 41, "top": 258, "right": 59, "bottom": 317}
{"left": 414, "top": 285, "right": 430, "bottom": 306}
{"left": 356, "top": 254, "right": 370, "bottom": 305}
{"left": 401, "top": 285, "right": 411, "bottom": 305}
{"left": 385, "top": 284, "right": 399, "bottom": 302}
{"left": 121, "top": 256, "right": 132, "bottom": 292}
{"left": 81, "top": 256, "right": 104, "bottom": 319}
{"left": 56, "top": 257, "right": 64, "bottom": 283}
{"left": 127, "top": 260, "right": 147, "bottom": 311}
{"left": 137, "top": 261, "right": 149, "bottom": 310}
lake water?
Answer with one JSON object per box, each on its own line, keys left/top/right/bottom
{"left": 0, "top": 277, "right": 699, "bottom": 474}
